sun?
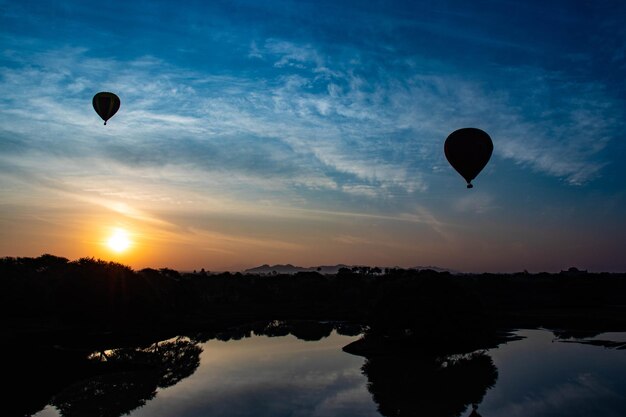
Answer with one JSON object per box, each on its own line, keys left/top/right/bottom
{"left": 107, "top": 228, "right": 131, "bottom": 253}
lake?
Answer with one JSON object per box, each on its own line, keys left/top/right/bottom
{"left": 30, "top": 326, "right": 626, "bottom": 417}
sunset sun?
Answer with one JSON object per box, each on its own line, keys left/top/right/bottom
{"left": 107, "top": 228, "right": 131, "bottom": 253}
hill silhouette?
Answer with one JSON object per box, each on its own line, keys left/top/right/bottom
{"left": 244, "top": 263, "right": 344, "bottom": 274}
{"left": 244, "top": 263, "right": 458, "bottom": 275}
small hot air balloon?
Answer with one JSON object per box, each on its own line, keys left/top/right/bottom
{"left": 92, "top": 92, "right": 120, "bottom": 125}
{"left": 444, "top": 128, "right": 493, "bottom": 188}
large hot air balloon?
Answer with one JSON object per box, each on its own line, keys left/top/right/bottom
{"left": 444, "top": 128, "right": 493, "bottom": 188}
{"left": 92, "top": 92, "right": 120, "bottom": 125}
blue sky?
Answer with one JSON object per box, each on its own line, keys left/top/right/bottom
{"left": 1, "top": 0, "right": 625, "bottom": 271}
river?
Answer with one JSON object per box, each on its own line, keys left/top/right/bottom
{"left": 30, "top": 326, "right": 626, "bottom": 417}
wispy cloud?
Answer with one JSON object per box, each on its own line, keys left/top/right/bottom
{"left": 454, "top": 192, "right": 496, "bottom": 214}
{"left": 2, "top": 36, "right": 621, "bottom": 207}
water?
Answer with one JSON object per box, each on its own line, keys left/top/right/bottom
{"left": 480, "top": 329, "right": 626, "bottom": 417}
{"left": 30, "top": 327, "right": 626, "bottom": 417}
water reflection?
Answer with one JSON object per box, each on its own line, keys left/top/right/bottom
{"left": 480, "top": 329, "right": 626, "bottom": 417}
{"left": 23, "top": 321, "right": 365, "bottom": 417}
{"left": 363, "top": 352, "right": 497, "bottom": 417}
{"left": 194, "top": 320, "right": 364, "bottom": 343}
{"left": 7, "top": 338, "right": 200, "bottom": 417}
{"left": 51, "top": 338, "right": 201, "bottom": 417}
{"left": 342, "top": 325, "right": 505, "bottom": 417}
{"left": 130, "top": 325, "right": 379, "bottom": 417}
{"left": 20, "top": 324, "right": 626, "bottom": 417}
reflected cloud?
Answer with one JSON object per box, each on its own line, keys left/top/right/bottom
{"left": 487, "top": 373, "right": 625, "bottom": 417}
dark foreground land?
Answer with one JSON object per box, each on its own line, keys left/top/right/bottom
{"left": 4, "top": 255, "right": 626, "bottom": 343}
{"left": 3, "top": 255, "right": 626, "bottom": 416}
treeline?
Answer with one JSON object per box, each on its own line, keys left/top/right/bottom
{"left": 3, "top": 255, "right": 626, "bottom": 344}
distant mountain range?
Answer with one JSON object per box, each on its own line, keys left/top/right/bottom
{"left": 409, "top": 265, "right": 461, "bottom": 274}
{"left": 244, "top": 264, "right": 459, "bottom": 275}
{"left": 244, "top": 264, "right": 350, "bottom": 275}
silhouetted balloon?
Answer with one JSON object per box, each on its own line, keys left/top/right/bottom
{"left": 92, "top": 92, "right": 120, "bottom": 125}
{"left": 444, "top": 128, "right": 493, "bottom": 188}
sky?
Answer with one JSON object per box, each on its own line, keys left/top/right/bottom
{"left": 1, "top": 0, "right": 625, "bottom": 272}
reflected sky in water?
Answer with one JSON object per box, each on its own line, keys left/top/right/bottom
{"left": 34, "top": 329, "right": 626, "bottom": 417}
{"left": 135, "top": 332, "right": 378, "bottom": 417}
{"left": 481, "top": 329, "right": 626, "bottom": 417}
{"left": 34, "top": 331, "right": 378, "bottom": 417}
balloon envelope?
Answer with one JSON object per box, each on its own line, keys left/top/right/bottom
{"left": 444, "top": 128, "right": 493, "bottom": 188}
{"left": 92, "top": 92, "right": 120, "bottom": 125}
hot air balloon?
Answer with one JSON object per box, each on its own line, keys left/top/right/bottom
{"left": 444, "top": 128, "right": 493, "bottom": 188}
{"left": 92, "top": 92, "right": 120, "bottom": 125}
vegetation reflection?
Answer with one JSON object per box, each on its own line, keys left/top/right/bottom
{"left": 363, "top": 352, "right": 496, "bottom": 417}
{"left": 53, "top": 338, "right": 201, "bottom": 417}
